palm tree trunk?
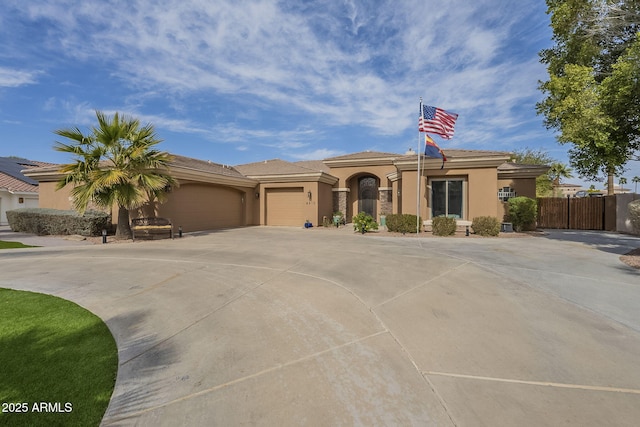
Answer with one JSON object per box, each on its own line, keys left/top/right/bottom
{"left": 116, "top": 205, "right": 132, "bottom": 239}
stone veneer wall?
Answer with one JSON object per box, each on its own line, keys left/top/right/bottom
{"left": 333, "top": 190, "right": 348, "bottom": 216}
{"left": 379, "top": 189, "right": 392, "bottom": 216}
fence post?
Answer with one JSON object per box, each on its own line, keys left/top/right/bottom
{"left": 567, "top": 195, "right": 571, "bottom": 229}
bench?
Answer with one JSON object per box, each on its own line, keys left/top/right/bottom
{"left": 423, "top": 219, "right": 472, "bottom": 232}
{"left": 131, "top": 217, "right": 173, "bottom": 241}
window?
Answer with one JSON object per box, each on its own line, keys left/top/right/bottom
{"left": 498, "top": 187, "right": 516, "bottom": 202}
{"left": 430, "top": 178, "right": 465, "bottom": 219}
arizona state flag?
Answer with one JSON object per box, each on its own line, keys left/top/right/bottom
{"left": 424, "top": 134, "right": 446, "bottom": 169}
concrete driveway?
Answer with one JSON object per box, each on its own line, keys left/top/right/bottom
{"left": 1, "top": 227, "right": 640, "bottom": 426}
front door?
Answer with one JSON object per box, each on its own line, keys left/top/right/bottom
{"left": 358, "top": 176, "right": 377, "bottom": 218}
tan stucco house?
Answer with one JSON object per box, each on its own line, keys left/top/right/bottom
{"left": 24, "top": 150, "right": 548, "bottom": 232}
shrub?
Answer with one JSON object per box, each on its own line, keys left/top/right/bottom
{"left": 352, "top": 212, "right": 378, "bottom": 234}
{"left": 471, "top": 216, "right": 501, "bottom": 236}
{"left": 6, "top": 208, "right": 111, "bottom": 236}
{"left": 432, "top": 216, "right": 456, "bottom": 236}
{"left": 507, "top": 197, "right": 537, "bottom": 231}
{"left": 385, "top": 214, "right": 422, "bottom": 234}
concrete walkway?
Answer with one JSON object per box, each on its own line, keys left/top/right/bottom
{"left": 1, "top": 227, "right": 640, "bottom": 426}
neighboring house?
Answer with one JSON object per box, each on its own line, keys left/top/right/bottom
{"left": 0, "top": 157, "right": 54, "bottom": 225}
{"left": 553, "top": 183, "right": 584, "bottom": 197}
{"left": 25, "top": 150, "right": 549, "bottom": 232}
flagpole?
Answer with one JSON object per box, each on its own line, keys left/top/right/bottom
{"left": 417, "top": 98, "right": 422, "bottom": 234}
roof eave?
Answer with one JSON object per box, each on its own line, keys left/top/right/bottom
{"left": 245, "top": 172, "right": 338, "bottom": 185}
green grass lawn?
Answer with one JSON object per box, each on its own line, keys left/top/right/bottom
{"left": 0, "top": 289, "right": 118, "bottom": 426}
{"left": 0, "top": 240, "right": 37, "bottom": 249}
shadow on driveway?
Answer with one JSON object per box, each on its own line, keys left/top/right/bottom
{"left": 540, "top": 229, "right": 640, "bottom": 255}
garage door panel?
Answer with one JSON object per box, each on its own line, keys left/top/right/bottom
{"left": 160, "top": 184, "right": 243, "bottom": 231}
{"left": 266, "top": 188, "right": 304, "bottom": 226}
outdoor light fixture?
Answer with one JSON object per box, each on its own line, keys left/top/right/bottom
{"left": 307, "top": 191, "right": 312, "bottom": 200}
{"left": 102, "top": 229, "right": 107, "bottom": 244}
{"left": 255, "top": 192, "right": 260, "bottom": 199}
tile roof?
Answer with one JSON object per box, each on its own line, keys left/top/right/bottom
{"left": 293, "top": 160, "right": 331, "bottom": 173}
{"left": 235, "top": 159, "right": 327, "bottom": 176}
{"left": 170, "top": 154, "right": 247, "bottom": 179}
{"left": 0, "top": 172, "right": 38, "bottom": 193}
{"left": 396, "top": 149, "right": 512, "bottom": 160}
{"left": 323, "top": 151, "right": 400, "bottom": 161}
{"left": 497, "top": 162, "right": 550, "bottom": 171}
{"left": 0, "top": 157, "right": 56, "bottom": 193}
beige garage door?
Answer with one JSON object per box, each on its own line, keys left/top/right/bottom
{"left": 160, "top": 183, "right": 244, "bottom": 232}
{"left": 266, "top": 187, "right": 305, "bottom": 226}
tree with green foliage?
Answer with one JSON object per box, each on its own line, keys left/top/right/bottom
{"left": 548, "top": 162, "right": 574, "bottom": 196}
{"left": 619, "top": 176, "right": 628, "bottom": 192}
{"left": 511, "top": 148, "right": 572, "bottom": 197}
{"left": 537, "top": 0, "right": 640, "bottom": 195}
{"left": 55, "top": 111, "right": 176, "bottom": 239}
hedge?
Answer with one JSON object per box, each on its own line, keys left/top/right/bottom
{"left": 385, "top": 214, "right": 422, "bottom": 234}
{"left": 6, "top": 208, "right": 111, "bottom": 236}
{"left": 432, "top": 216, "right": 456, "bottom": 236}
{"left": 471, "top": 216, "right": 501, "bottom": 236}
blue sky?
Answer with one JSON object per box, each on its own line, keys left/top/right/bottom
{"left": 1, "top": 0, "right": 638, "bottom": 189}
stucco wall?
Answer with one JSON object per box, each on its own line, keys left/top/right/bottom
{"left": 317, "top": 182, "right": 334, "bottom": 225}
{"left": 497, "top": 177, "right": 538, "bottom": 221}
{"left": 38, "top": 181, "right": 74, "bottom": 211}
{"left": 397, "top": 167, "right": 500, "bottom": 220}
{"left": 616, "top": 193, "right": 640, "bottom": 234}
{"left": 329, "top": 164, "right": 395, "bottom": 188}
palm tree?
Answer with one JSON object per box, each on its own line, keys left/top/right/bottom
{"left": 548, "top": 162, "right": 573, "bottom": 197}
{"left": 619, "top": 177, "right": 628, "bottom": 193}
{"left": 632, "top": 176, "right": 640, "bottom": 194}
{"left": 55, "top": 111, "right": 176, "bottom": 239}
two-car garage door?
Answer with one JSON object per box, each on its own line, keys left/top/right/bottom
{"left": 265, "top": 187, "right": 305, "bottom": 226}
{"left": 159, "top": 183, "right": 244, "bottom": 232}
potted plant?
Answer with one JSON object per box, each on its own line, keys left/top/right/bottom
{"left": 332, "top": 211, "right": 344, "bottom": 227}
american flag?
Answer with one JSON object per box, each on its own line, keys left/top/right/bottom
{"left": 418, "top": 104, "right": 458, "bottom": 139}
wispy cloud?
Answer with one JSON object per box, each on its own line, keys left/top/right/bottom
{"left": 0, "top": 67, "right": 39, "bottom": 87}
{"left": 4, "top": 0, "right": 551, "bottom": 156}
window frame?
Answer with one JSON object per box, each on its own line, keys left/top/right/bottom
{"left": 429, "top": 177, "right": 467, "bottom": 219}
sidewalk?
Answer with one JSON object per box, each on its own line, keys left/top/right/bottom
{"left": 0, "top": 225, "right": 95, "bottom": 247}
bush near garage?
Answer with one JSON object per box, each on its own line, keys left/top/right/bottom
{"left": 432, "top": 216, "right": 457, "bottom": 236}
{"left": 385, "top": 214, "right": 422, "bottom": 234}
{"left": 6, "top": 208, "right": 111, "bottom": 236}
{"left": 471, "top": 216, "right": 501, "bottom": 236}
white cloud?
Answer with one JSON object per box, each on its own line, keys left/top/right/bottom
{"left": 4, "top": 0, "right": 552, "bottom": 157}
{"left": 0, "top": 67, "right": 38, "bottom": 87}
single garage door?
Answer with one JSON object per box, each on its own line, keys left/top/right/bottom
{"left": 160, "top": 183, "right": 244, "bottom": 232}
{"left": 266, "top": 187, "right": 305, "bottom": 226}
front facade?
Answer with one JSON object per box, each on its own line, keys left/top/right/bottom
{"left": 25, "top": 150, "right": 548, "bottom": 232}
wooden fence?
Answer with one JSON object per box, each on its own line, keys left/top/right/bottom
{"left": 537, "top": 196, "right": 617, "bottom": 230}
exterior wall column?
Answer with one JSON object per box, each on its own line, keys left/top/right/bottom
{"left": 378, "top": 187, "right": 392, "bottom": 217}
{"left": 332, "top": 188, "right": 349, "bottom": 215}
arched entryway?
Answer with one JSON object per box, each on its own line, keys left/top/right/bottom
{"left": 358, "top": 176, "right": 377, "bottom": 218}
